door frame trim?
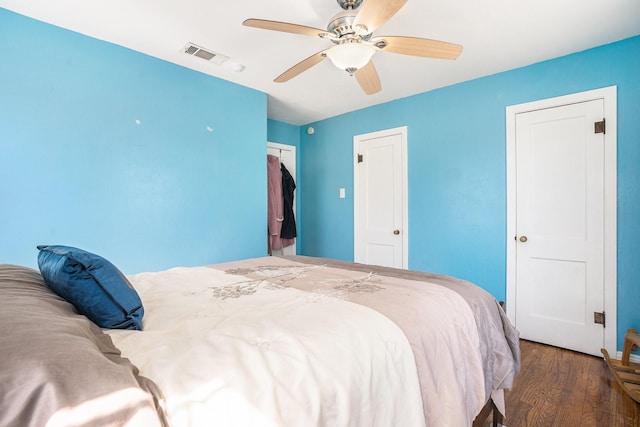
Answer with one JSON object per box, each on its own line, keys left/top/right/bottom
{"left": 505, "top": 86, "right": 617, "bottom": 355}
{"left": 353, "top": 126, "right": 408, "bottom": 269}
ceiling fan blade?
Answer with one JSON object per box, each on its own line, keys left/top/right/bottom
{"left": 374, "top": 36, "right": 462, "bottom": 59}
{"left": 274, "top": 50, "right": 329, "bottom": 83}
{"left": 352, "top": 0, "right": 407, "bottom": 34}
{"left": 354, "top": 61, "right": 382, "bottom": 95}
{"left": 243, "top": 19, "right": 329, "bottom": 38}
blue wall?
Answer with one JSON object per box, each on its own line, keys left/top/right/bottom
{"left": 267, "top": 119, "right": 301, "bottom": 148}
{"left": 0, "top": 9, "right": 268, "bottom": 273}
{"left": 298, "top": 35, "right": 640, "bottom": 349}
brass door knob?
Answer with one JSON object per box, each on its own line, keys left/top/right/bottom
{"left": 393, "top": 230, "right": 400, "bottom": 235}
{"left": 519, "top": 236, "right": 528, "bottom": 242}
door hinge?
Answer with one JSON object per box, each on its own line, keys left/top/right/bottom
{"left": 595, "top": 119, "right": 606, "bottom": 134}
{"left": 357, "top": 153, "right": 363, "bottom": 163}
{"left": 594, "top": 311, "right": 605, "bottom": 327}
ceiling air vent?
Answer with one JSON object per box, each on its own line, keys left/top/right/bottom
{"left": 184, "top": 43, "right": 229, "bottom": 65}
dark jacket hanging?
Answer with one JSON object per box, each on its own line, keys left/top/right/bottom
{"left": 280, "top": 163, "right": 297, "bottom": 239}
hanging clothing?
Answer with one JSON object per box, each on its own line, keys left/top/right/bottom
{"left": 267, "top": 155, "right": 284, "bottom": 254}
{"left": 280, "top": 162, "right": 297, "bottom": 240}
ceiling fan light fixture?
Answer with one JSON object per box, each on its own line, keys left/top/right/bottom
{"left": 325, "top": 42, "right": 375, "bottom": 73}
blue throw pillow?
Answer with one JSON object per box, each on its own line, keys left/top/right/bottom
{"left": 37, "top": 245, "right": 144, "bottom": 330}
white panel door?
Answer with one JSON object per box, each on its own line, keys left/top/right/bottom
{"left": 514, "top": 99, "right": 605, "bottom": 356}
{"left": 354, "top": 127, "right": 407, "bottom": 269}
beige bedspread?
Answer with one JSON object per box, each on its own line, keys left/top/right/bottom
{"left": 211, "top": 256, "right": 521, "bottom": 425}
{"left": 280, "top": 256, "right": 521, "bottom": 398}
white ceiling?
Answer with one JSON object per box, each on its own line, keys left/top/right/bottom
{"left": 1, "top": 0, "right": 639, "bottom": 125}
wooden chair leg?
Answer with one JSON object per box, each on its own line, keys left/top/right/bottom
{"left": 622, "top": 328, "right": 639, "bottom": 366}
{"left": 602, "top": 328, "right": 640, "bottom": 405}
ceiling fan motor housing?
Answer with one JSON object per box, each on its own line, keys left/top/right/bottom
{"left": 337, "top": 0, "right": 364, "bottom": 10}
{"left": 328, "top": 10, "right": 358, "bottom": 37}
{"left": 328, "top": 9, "right": 372, "bottom": 40}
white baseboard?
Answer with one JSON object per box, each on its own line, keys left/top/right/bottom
{"left": 616, "top": 351, "right": 640, "bottom": 364}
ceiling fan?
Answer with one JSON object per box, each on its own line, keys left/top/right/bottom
{"left": 243, "top": 0, "right": 462, "bottom": 95}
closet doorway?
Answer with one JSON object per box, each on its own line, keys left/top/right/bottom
{"left": 267, "top": 142, "right": 297, "bottom": 256}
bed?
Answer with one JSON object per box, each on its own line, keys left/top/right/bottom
{"left": 0, "top": 251, "right": 520, "bottom": 427}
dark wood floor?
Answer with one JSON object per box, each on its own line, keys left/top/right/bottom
{"left": 494, "top": 340, "right": 640, "bottom": 426}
